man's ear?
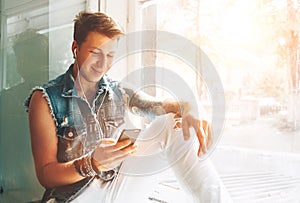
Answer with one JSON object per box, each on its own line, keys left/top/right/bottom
{"left": 71, "top": 41, "right": 78, "bottom": 58}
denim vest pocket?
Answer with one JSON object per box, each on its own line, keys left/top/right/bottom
{"left": 98, "top": 101, "right": 125, "bottom": 138}
{"left": 57, "top": 124, "right": 86, "bottom": 162}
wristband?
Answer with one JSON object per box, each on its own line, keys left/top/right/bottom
{"left": 74, "top": 155, "right": 97, "bottom": 177}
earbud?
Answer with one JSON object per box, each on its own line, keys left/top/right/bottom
{"left": 73, "top": 48, "right": 77, "bottom": 59}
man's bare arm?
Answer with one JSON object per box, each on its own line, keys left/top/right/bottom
{"left": 122, "top": 86, "right": 210, "bottom": 157}
{"left": 29, "top": 91, "right": 84, "bottom": 188}
{"left": 122, "top": 87, "right": 189, "bottom": 118}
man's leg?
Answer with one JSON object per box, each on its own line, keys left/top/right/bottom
{"left": 108, "top": 114, "right": 232, "bottom": 203}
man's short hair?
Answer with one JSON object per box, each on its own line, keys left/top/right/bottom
{"left": 73, "top": 11, "right": 123, "bottom": 46}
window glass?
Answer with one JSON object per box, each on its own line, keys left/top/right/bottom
{"left": 0, "top": 0, "right": 87, "bottom": 201}
{"left": 156, "top": 0, "right": 300, "bottom": 201}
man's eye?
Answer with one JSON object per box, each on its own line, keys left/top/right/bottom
{"left": 91, "top": 51, "right": 101, "bottom": 55}
{"left": 107, "top": 54, "right": 114, "bottom": 58}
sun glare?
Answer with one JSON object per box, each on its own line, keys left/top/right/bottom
{"left": 221, "top": 1, "right": 260, "bottom": 46}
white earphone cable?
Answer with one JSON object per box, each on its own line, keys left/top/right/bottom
{"left": 76, "top": 61, "right": 107, "bottom": 140}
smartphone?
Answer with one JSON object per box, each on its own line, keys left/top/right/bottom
{"left": 118, "top": 129, "right": 141, "bottom": 144}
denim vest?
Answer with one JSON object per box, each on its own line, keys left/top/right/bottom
{"left": 25, "top": 65, "right": 125, "bottom": 202}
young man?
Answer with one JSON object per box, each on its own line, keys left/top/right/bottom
{"left": 26, "top": 11, "right": 231, "bottom": 202}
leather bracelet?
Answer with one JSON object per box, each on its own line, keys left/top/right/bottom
{"left": 74, "top": 155, "right": 97, "bottom": 177}
{"left": 91, "top": 156, "right": 101, "bottom": 175}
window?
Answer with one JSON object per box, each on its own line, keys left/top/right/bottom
{"left": 0, "top": 0, "right": 97, "bottom": 201}
{"left": 155, "top": 0, "right": 300, "bottom": 202}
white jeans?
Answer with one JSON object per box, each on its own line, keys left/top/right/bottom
{"left": 70, "top": 114, "right": 232, "bottom": 203}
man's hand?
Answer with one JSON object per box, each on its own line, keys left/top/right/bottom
{"left": 180, "top": 114, "right": 212, "bottom": 157}
{"left": 92, "top": 139, "right": 137, "bottom": 171}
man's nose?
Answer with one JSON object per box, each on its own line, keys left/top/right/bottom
{"left": 97, "top": 53, "right": 107, "bottom": 68}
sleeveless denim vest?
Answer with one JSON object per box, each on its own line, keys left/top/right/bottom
{"left": 25, "top": 65, "right": 125, "bottom": 202}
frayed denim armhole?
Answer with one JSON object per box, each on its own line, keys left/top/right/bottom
{"left": 25, "top": 86, "right": 58, "bottom": 126}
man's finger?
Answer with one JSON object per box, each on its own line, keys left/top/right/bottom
{"left": 113, "top": 139, "right": 132, "bottom": 151}
{"left": 196, "top": 121, "right": 207, "bottom": 156}
{"left": 202, "top": 120, "right": 212, "bottom": 149}
{"left": 100, "top": 145, "right": 137, "bottom": 165}
{"left": 197, "top": 131, "right": 206, "bottom": 156}
{"left": 110, "top": 145, "right": 137, "bottom": 160}
{"left": 107, "top": 152, "right": 136, "bottom": 168}
{"left": 182, "top": 118, "right": 190, "bottom": 140}
{"left": 98, "top": 139, "right": 132, "bottom": 153}
{"left": 206, "top": 123, "right": 213, "bottom": 148}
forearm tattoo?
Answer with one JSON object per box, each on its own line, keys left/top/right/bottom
{"left": 122, "top": 87, "right": 180, "bottom": 118}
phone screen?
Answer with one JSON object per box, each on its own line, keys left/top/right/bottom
{"left": 118, "top": 129, "right": 141, "bottom": 144}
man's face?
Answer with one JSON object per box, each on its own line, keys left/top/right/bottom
{"left": 75, "top": 32, "right": 117, "bottom": 83}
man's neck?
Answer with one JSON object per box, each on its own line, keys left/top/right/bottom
{"left": 73, "top": 63, "right": 99, "bottom": 105}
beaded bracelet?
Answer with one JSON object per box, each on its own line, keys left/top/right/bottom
{"left": 74, "top": 155, "right": 97, "bottom": 177}
{"left": 74, "top": 154, "right": 118, "bottom": 181}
